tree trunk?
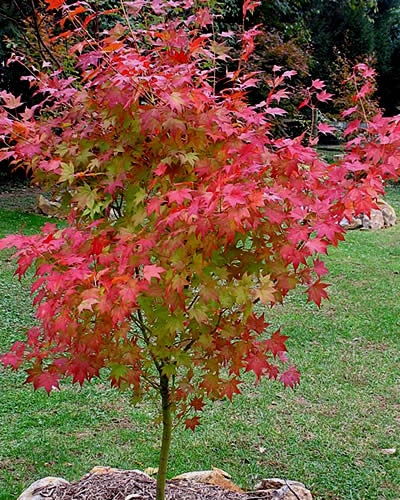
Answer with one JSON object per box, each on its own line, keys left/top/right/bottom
{"left": 156, "top": 374, "right": 173, "bottom": 500}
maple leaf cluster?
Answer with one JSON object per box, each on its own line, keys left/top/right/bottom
{"left": 0, "top": 0, "right": 399, "bottom": 435}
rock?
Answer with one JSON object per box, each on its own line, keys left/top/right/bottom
{"left": 255, "top": 478, "right": 306, "bottom": 490}
{"left": 340, "top": 216, "right": 363, "bottom": 230}
{"left": 144, "top": 466, "right": 159, "bottom": 476}
{"left": 89, "top": 465, "right": 121, "bottom": 475}
{"left": 341, "top": 198, "right": 396, "bottom": 231}
{"left": 37, "top": 194, "right": 61, "bottom": 217}
{"left": 253, "top": 478, "right": 313, "bottom": 499}
{"left": 88, "top": 466, "right": 151, "bottom": 480}
{"left": 17, "top": 477, "right": 69, "bottom": 500}
{"left": 377, "top": 198, "right": 397, "bottom": 227}
{"left": 172, "top": 468, "right": 244, "bottom": 494}
{"left": 361, "top": 208, "right": 385, "bottom": 230}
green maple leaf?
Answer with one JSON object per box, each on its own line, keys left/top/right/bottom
{"left": 162, "top": 364, "right": 176, "bottom": 377}
{"left": 109, "top": 363, "right": 128, "bottom": 382}
{"left": 189, "top": 304, "right": 209, "bottom": 324}
{"left": 59, "top": 162, "right": 74, "bottom": 184}
{"left": 76, "top": 183, "right": 97, "bottom": 210}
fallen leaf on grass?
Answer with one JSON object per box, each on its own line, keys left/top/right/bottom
{"left": 381, "top": 448, "right": 396, "bottom": 455}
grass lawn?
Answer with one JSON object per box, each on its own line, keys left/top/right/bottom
{"left": 0, "top": 187, "right": 399, "bottom": 500}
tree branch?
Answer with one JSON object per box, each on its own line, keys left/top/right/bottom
{"left": 29, "top": 0, "right": 62, "bottom": 69}
{"left": 183, "top": 309, "right": 224, "bottom": 352}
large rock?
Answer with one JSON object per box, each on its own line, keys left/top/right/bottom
{"left": 252, "top": 478, "right": 313, "bottom": 499}
{"left": 341, "top": 197, "right": 396, "bottom": 231}
{"left": 172, "top": 467, "right": 244, "bottom": 493}
{"left": 17, "top": 477, "right": 69, "bottom": 500}
{"left": 361, "top": 208, "right": 385, "bottom": 230}
{"left": 37, "top": 194, "right": 61, "bottom": 217}
{"left": 376, "top": 197, "right": 397, "bottom": 227}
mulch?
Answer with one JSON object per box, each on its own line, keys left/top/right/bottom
{"left": 32, "top": 470, "right": 265, "bottom": 500}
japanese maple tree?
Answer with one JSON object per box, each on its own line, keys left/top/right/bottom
{"left": 1, "top": 1, "right": 400, "bottom": 499}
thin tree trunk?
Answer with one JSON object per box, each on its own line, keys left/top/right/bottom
{"left": 156, "top": 374, "right": 173, "bottom": 500}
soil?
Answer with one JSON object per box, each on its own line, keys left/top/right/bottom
{"left": 33, "top": 470, "right": 262, "bottom": 500}
{"left": 0, "top": 179, "right": 43, "bottom": 213}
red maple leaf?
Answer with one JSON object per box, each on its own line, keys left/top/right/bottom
{"left": 1, "top": 352, "right": 22, "bottom": 369}
{"left": 245, "top": 351, "right": 270, "bottom": 382}
{"left": 280, "top": 365, "right": 300, "bottom": 388}
{"left": 264, "top": 329, "right": 289, "bottom": 357}
{"left": 316, "top": 90, "right": 333, "bottom": 103}
{"left": 167, "top": 189, "right": 192, "bottom": 205}
{"left": 305, "top": 237, "right": 328, "bottom": 255}
{"left": 313, "top": 259, "right": 329, "bottom": 277}
{"left": 265, "top": 363, "right": 279, "bottom": 380}
{"left": 190, "top": 397, "right": 205, "bottom": 411}
{"left": 142, "top": 265, "right": 165, "bottom": 283}
{"left": 311, "top": 79, "right": 325, "bottom": 90}
{"left": 306, "top": 280, "right": 330, "bottom": 308}
{"left": 265, "top": 107, "right": 287, "bottom": 116}
{"left": 77, "top": 297, "right": 99, "bottom": 313}
{"left": 0, "top": 91, "right": 23, "bottom": 110}
{"left": 26, "top": 369, "right": 60, "bottom": 394}
{"left": 37, "top": 372, "right": 60, "bottom": 394}
{"left": 317, "top": 123, "right": 335, "bottom": 135}
{"left": 247, "top": 314, "right": 269, "bottom": 334}
{"left": 344, "top": 119, "right": 361, "bottom": 137}
{"left": 298, "top": 97, "right": 310, "bottom": 109}
{"left": 220, "top": 378, "right": 241, "bottom": 402}
{"left": 243, "top": 0, "right": 261, "bottom": 17}
{"left": 45, "top": 0, "right": 65, "bottom": 9}
{"left": 341, "top": 106, "right": 358, "bottom": 118}
{"left": 184, "top": 416, "right": 201, "bottom": 432}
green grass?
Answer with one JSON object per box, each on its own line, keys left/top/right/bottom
{"left": 1, "top": 188, "right": 400, "bottom": 500}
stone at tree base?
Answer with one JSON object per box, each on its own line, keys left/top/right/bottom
{"left": 172, "top": 468, "right": 244, "bottom": 493}
{"left": 17, "top": 477, "right": 69, "bottom": 500}
{"left": 89, "top": 465, "right": 121, "bottom": 475}
{"left": 255, "top": 478, "right": 306, "bottom": 490}
{"left": 17, "top": 468, "right": 312, "bottom": 499}
{"left": 144, "top": 466, "right": 159, "bottom": 476}
{"left": 88, "top": 465, "right": 152, "bottom": 479}
{"left": 252, "top": 478, "right": 312, "bottom": 500}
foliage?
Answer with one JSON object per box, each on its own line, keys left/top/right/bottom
{"left": 222, "top": 0, "right": 400, "bottom": 116}
{"left": 374, "top": 0, "right": 400, "bottom": 113}
{"left": 307, "top": 0, "right": 400, "bottom": 115}
{"left": 1, "top": 1, "right": 400, "bottom": 498}
{"left": 309, "top": 1, "right": 375, "bottom": 83}
{"left": 329, "top": 54, "right": 380, "bottom": 119}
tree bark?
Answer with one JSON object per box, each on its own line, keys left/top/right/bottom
{"left": 156, "top": 374, "right": 173, "bottom": 500}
